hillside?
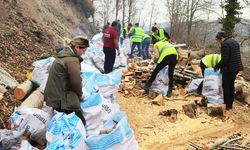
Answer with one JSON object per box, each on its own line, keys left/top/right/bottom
{"left": 0, "top": 0, "right": 95, "bottom": 80}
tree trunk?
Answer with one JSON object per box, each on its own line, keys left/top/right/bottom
{"left": 115, "top": 0, "right": 119, "bottom": 20}
{"left": 122, "top": 0, "right": 125, "bottom": 27}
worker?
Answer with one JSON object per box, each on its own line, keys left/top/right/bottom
{"left": 128, "top": 23, "right": 144, "bottom": 58}
{"left": 142, "top": 33, "right": 152, "bottom": 59}
{"left": 102, "top": 22, "right": 110, "bottom": 33}
{"left": 197, "top": 54, "right": 221, "bottom": 94}
{"left": 117, "top": 19, "right": 122, "bottom": 41}
{"left": 214, "top": 31, "right": 243, "bottom": 111}
{"left": 151, "top": 27, "right": 170, "bottom": 44}
{"left": 120, "top": 23, "right": 132, "bottom": 45}
{"left": 102, "top": 21, "right": 120, "bottom": 73}
{"left": 44, "top": 36, "right": 89, "bottom": 125}
{"left": 144, "top": 39, "right": 178, "bottom": 97}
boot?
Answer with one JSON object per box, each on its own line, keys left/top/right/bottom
{"left": 167, "top": 88, "right": 173, "bottom": 97}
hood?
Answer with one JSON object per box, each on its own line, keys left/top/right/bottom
{"left": 57, "top": 46, "right": 83, "bottom": 62}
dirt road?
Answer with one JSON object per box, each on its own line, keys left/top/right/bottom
{"left": 117, "top": 92, "right": 250, "bottom": 150}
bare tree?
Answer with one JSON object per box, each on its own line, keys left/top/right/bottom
{"left": 115, "top": 0, "right": 123, "bottom": 21}
{"left": 122, "top": 0, "right": 126, "bottom": 26}
{"left": 149, "top": 1, "right": 156, "bottom": 30}
{"left": 185, "top": 0, "right": 213, "bottom": 43}
{"left": 165, "top": 0, "right": 187, "bottom": 42}
{"left": 127, "top": 0, "right": 136, "bottom": 23}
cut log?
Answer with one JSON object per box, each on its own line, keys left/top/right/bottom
{"left": 182, "top": 103, "right": 197, "bottom": 118}
{"left": 191, "top": 64, "right": 202, "bottom": 75}
{"left": 207, "top": 104, "right": 226, "bottom": 117}
{"left": 136, "top": 89, "right": 145, "bottom": 97}
{"left": 0, "top": 85, "right": 7, "bottom": 94}
{"left": 152, "top": 94, "right": 164, "bottom": 106}
{"left": 179, "top": 89, "right": 187, "bottom": 96}
{"left": 234, "top": 84, "right": 250, "bottom": 104}
{"left": 159, "top": 109, "right": 178, "bottom": 122}
{"left": 14, "top": 80, "right": 33, "bottom": 100}
{"left": 245, "top": 94, "right": 250, "bottom": 104}
{"left": 168, "top": 114, "right": 177, "bottom": 123}
{"left": 19, "top": 89, "right": 44, "bottom": 109}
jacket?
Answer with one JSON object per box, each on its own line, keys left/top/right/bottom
{"left": 215, "top": 38, "right": 243, "bottom": 73}
{"left": 44, "top": 46, "right": 83, "bottom": 110}
{"left": 154, "top": 41, "right": 178, "bottom": 63}
{"left": 131, "top": 27, "right": 144, "bottom": 43}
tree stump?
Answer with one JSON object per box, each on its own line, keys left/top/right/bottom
{"left": 207, "top": 104, "right": 226, "bottom": 117}
{"left": 159, "top": 109, "right": 178, "bottom": 123}
{"left": 182, "top": 103, "right": 197, "bottom": 118}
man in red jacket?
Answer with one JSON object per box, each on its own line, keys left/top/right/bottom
{"left": 102, "top": 21, "right": 120, "bottom": 73}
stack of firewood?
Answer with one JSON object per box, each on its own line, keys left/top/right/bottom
{"left": 119, "top": 58, "right": 154, "bottom": 97}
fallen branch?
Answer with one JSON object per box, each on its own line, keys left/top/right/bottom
{"left": 164, "top": 97, "right": 188, "bottom": 101}
{"left": 188, "top": 141, "right": 202, "bottom": 150}
{"left": 218, "top": 145, "right": 244, "bottom": 150}
{"left": 221, "top": 136, "right": 243, "bottom": 146}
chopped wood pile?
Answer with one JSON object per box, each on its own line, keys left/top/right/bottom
{"left": 119, "top": 57, "right": 154, "bottom": 97}
{"left": 119, "top": 56, "right": 202, "bottom": 97}
{"left": 175, "top": 66, "right": 202, "bottom": 81}
{"left": 189, "top": 132, "right": 250, "bottom": 150}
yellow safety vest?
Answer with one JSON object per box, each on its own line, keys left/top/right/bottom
{"left": 131, "top": 27, "right": 144, "bottom": 43}
{"left": 154, "top": 41, "right": 178, "bottom": 63}
{"left": 120, "top": 27, "right": 130, "bottom": 38}
{"left": 203, "top": 54, "right": 221, "bottom": 68}
{"left": 142, "top": 33, "right": 151, "bottom": 40}
{"left": 152, "top": 28, "right": 165, "bottom": 41}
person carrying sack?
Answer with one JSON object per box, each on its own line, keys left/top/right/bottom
{"left": 197, "top": 54, "right": 221, "bottom": 94}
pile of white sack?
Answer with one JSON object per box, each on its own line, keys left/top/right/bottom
{"left": 1, "top": 33, "right": 139, "bottom": 150}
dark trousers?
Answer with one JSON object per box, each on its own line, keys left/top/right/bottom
{"left": 142, "top": 38, "right": 151, "bottom": 59}
{"left": 148, "top": 54, "right": 177, "bottom": 89}
{"left": 197, "top": 61, "right": 206, "bottom": 94}
{"left": 130, "top": 42, "right": 142, "bottom": 57}
{"left": 103, "top": 47, "right": 116, "bottom": 74}
{"left": 54, "top": 108, "right": 86, "bottom": 125}
{"left": 222, "top": 71, "right": 238, "bottom": 110}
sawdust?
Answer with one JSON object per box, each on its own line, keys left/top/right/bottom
{"left": 116, "top": 92, "right": 250, "bottom": 150}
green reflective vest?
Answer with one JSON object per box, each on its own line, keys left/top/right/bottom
{"left": 120, "top": 27, "right": 130, "bottom": 38}
{"left": 142, "top": 33, "right": 151, "bottom": 40}
{"left": 131, "top": 27, "right": 144, "bottom": 43}
{"left": 203, "top": 54, "right": 221, "bottom": 68}
{"left": 154, "top": 41, "right": 178, "bottom": 63}
{"left": 152, "top": 28, "right": 165, "bottom": 41}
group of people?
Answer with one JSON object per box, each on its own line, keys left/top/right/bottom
{"left": 102, "top": 21, "right": 243, "bottom": 111}
{"left": 102, "top": 21, "right": 178, "bottom": 97}
{"left": 43, "top": 22, "right": 243, "bottom": 126}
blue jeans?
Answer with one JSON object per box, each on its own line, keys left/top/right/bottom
{"left": 130, "top": 42, "right": 142, "bottom": 57}
{"left": 142, "top": 38, "right": 151, "bottom": 59}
